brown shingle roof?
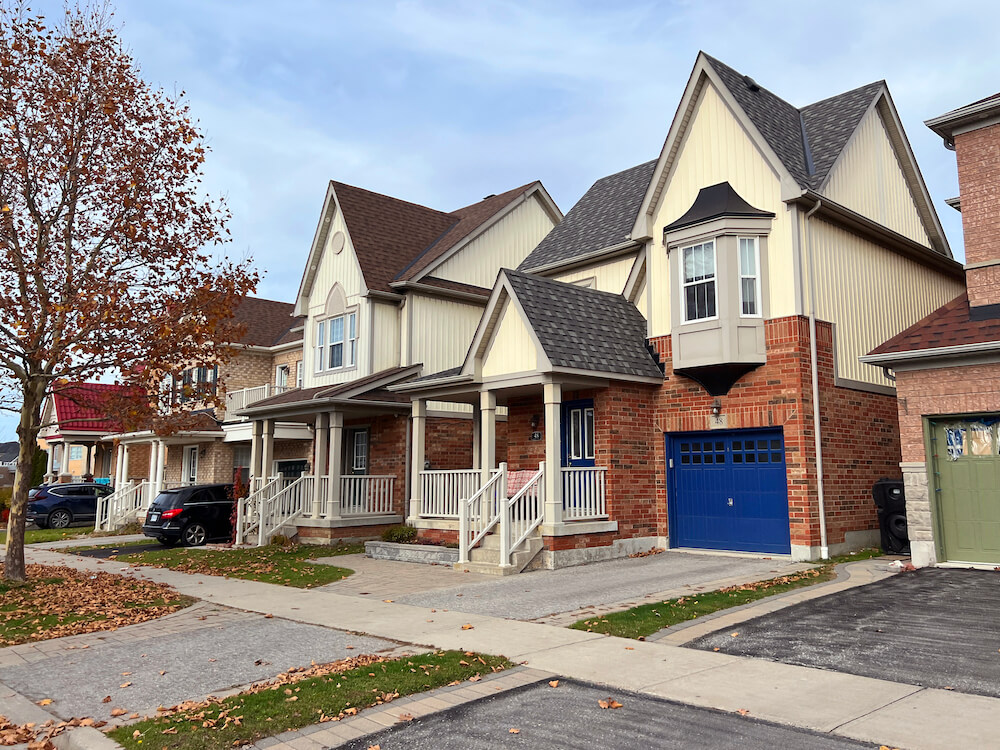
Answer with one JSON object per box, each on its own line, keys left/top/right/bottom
{"left": 240, "top": 366, "right": 419, "bottom": 412}
{"left": 868, "top": 292, "right": 1000, "bottom": 356}
{"left": 232, "top": 296, "right": 296, "bottom": 347}
{"left": 414, "top": 277, "right": 492, "bottom": 298}
{"left": 331, "top": 181, "right": 541, "bottom": 293}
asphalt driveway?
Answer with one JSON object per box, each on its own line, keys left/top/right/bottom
{"left": 689, "top": 568, "right": 1000, "bottom": 698}
{"left": 336, "top": 679, "right": 872, "bottom": 749}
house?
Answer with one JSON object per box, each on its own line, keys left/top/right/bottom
{"left": 861, "top": 92, "right": 1000, "bottom": 568}
{"left": 392, "top": 52, "right": 965, "bottom": 570}
{"left": 234, "top": 179, "right": 561, "bottom": 544}
{"left": 98, "top": 295, "right": 313, "bottom": 529}
{"left": 37, "top": 382, "right": 134, "bottom": 483}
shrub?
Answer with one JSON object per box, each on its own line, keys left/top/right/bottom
{"left": 0, "top": 486, "right": 11, "bottom": 511}
{"left": 381, "top": 525, "right": 417, "bottom": 544}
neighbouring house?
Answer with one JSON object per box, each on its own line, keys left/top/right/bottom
{"left": 861, "top": 92, "right": 1000, "bottom": 568}
{"left": 99, "top": 295, "right": 313, "bottom": 529}
{"left": 0, "top": 443, "right": 15, "bottom": 488}
{"left": 37, "top": 382, "right": 133, "bottom": 483}
{"left": 393, "top": 52, "right": 965, "bottom": 570}
{"left": 234, "top": 179, "right": 561, "bottom": 544}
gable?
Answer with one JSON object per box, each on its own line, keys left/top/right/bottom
{"left": 304, "top": 193, "right": 366, "bottom": 316}
{"left": 433, "top": 194, "right": 557, "bottom": 288}
{"left": 822, "top": 106, "right": 933, "bottom": 247}
{"left": 480, "top": 296, "right": 539, "bottom": 378}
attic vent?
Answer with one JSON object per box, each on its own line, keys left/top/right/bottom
{"left": 483, "top": 194, "right": 496, "bottom": 200}
{"left": 743, "top": 75, "right": 760, "bottom": 92}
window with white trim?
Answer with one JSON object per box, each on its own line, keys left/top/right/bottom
{"left": 276, "top": 364, "right": 289, "bottom": 389}
{"left": 567, "top": 406, "right": 595, "bottom": 461}
{"left": 739, "top": 237, "right": 761, "bottom": 317}
{"left": 296, "top": 360, "right": 303, "bottom": 389}
{"left": 352, "top": 430, "right": 368, "bottom": 472}
{"left": 315, "top": 312, "right": 358, "bottom": 373}
{"left": 682, "top": 241, "right": 717, "bottom": 322}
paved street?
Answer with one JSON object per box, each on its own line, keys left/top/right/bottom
{"left": 689, "top": 567, "right": 1000, "bottom": 698}
{"left": 336, "top": 679, "right": 871, "bottom": 749}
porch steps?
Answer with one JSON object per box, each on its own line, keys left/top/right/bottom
{"left": 454, "top": 531, "right": 543, "bottom": 576}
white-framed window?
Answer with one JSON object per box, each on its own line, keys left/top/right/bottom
{"left": 739, "top": 237, "right": 761, "bottom": 317}
{"left": 69, "top": 445, "right": 84, "bottom": 461}
{"left": 567, "top": 407, "right": 595, "bottom": 461}
{"left": 682, "top": 241, "right": 717, "bottom": 322}
{"left": 276, "top": 364, "right": 289, "bottom": 389}
{"left": 296, "top": 360, "right": 303, "bottom": 389}
{"left": 315, "top": 312, "right": 358, "bottom": 373}
{"left": 183, "top": 445, "right": 198, "bottom": 484}
{"left": 352, "top": 430, "right": 368, "bottom": 472}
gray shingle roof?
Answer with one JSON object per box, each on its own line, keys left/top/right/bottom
{"left": 504, "top": 270, "right": 663, "bottom": 380}
{"left": 518, "top": 161, "right": 656, "bottom": 272}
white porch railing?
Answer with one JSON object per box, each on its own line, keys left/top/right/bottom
{"left": 96, "top": 480, "right": 154, "bottom": 532}
{"left": 458, "top": 465, "right": 506, "bottom": 563}
{"left": 225, "top": 384, "right": 290, "bottom": 417}
{"left": 499, "top": 463, "right": 545, "bottom": 568}
{"left": 256, "top": 475, "right": 311, "bottom": 545}
{"left": 236, "top": 475, "right": 279, "bottom": 544}
{"left": 341, "top": 475, "right": 395, "bottom": 516}
{"left": 562, "top": 466, "right": 608, "bottom": 520}
{"left": 420, "top": 469, "right": 482, "bottom": 517}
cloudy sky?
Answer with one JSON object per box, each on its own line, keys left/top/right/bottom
{"left": 2, "top": 0, "right": 998, "bottom": 441}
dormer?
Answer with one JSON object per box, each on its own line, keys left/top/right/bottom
{"left": 664, "top": 182, "right": 774, "bottom": 395}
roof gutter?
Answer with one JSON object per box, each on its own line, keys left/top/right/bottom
{"left": 388, "top": 280, "right": 491, "bottom": 304}
{"left": 860, "top": 339, "right": 1000, "bottom": 365}
{"left": 520, "top": 239, "right": 641, "bottom": 277}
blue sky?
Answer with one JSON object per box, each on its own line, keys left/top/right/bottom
{"left": 3, "top": 0, "right": 999, "bottom": 441}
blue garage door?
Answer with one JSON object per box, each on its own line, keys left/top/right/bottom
{"left": 667, "top": 429, "right": 791, "bottom": 554}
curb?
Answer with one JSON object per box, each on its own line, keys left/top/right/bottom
{"left": 0, "top": 680, "right": 125, "bottom": 750}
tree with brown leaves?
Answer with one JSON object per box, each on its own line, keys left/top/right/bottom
{"left": 0, "top": 3, "right": 258, "bottom": 581}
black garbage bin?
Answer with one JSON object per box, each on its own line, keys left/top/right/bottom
{"left": 871, "top": 478, "right": 909, "bottom": 554}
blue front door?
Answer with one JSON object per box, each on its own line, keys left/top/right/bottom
{"left": 667, "top": 428, "right": 791, "bottom": 554}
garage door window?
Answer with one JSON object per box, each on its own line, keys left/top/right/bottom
{"left": 731, "top": 438, "right": 782, "bottom": 464}
{"left": 679, "top": 441, "right": 726, "bottom": 465}
{"left": 944, "top": 420, "right": 997, "bottom": 460}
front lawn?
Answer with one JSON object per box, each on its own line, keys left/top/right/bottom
{"left": 110, "top": 650, "right": 512, "bottom": 750}
{"left": 571, "top": 548, "right": 883, "bottom": 640}
{"left": 0, "top": 563, "right": 192, "bottom": 646}
{"left": 0, "top": 527, "right": 87, "bottom": 545}
{"left": 112, "top": 543, "right": 363, "bottom": 588}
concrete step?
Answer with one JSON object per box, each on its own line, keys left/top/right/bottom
{"left": 454, "top": 533, "right": 542, "bottom": 576}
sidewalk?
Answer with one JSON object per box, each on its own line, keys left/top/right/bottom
{"left": 22, "top": 546, "right": 997, "bottom": 750}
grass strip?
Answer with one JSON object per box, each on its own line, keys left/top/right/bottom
{"left": 65, "top": 539, "right": 155, "bottom": 553}
{"left": 570, "top": 548, "right": 883, "bottom": 640}
{"left": 0, "top": 527, "right": 87, "bottom": 545}
{"left": 109, "top": 650, "right": 512, "bottom": 750}
{"left": 114, "top": 543, "right": 364, "bottom": 588}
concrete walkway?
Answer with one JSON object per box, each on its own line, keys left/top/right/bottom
{"left": 18, "top": 547, "right": 998, "bottom": 749}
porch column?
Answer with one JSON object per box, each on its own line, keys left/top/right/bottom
{"left": 261, "top": 419, "right": 275, "bottom": 479}
{"left": 121, "top": 444, "right": 130, "bottom": 484}
{"left": 312, "top": 412, "right": 329, "bottom": 517}
{"left": 472, "top": 407, "right": 482, "bottom": 470}
{"left": 114, "top": 444, "right": 124, "bottom": 486}
{"left": 327, "top": 412, "right": 343, "bottom": 519}
{"left": 45, "top": 443, "right": 55, "bottom": 480}
{"left": 147, "top": 441, "right": 158, "bottom": 486}
{"left": 543, "top": 381, "right": 563, "bottom": 527}
{"left": 62, "top": 442, "right": 74, "bottom": 480}
{"left": 409, "top": 399, "right": 426, "bottom": 521}
{"left": 154, "top": 441, "right": 167, "bottom": 495}
{"left": 480, "top": 390, "right": 496, "bottom": 484}
{"left": 84, "top": 444, "right": 94, "bottom": 477}
{"left": 249, "top": 420, "right": 263, "bottom": 480}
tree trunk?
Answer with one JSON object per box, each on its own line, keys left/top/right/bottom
{"left": 5, "top": 381, "right": 46, "bottom": 582}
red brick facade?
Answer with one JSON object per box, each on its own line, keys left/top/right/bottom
{"left": 955, "top": 122, "right": 1000, "bottom": 308}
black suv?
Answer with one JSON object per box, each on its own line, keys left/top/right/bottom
{"left": 27, "top": 483, "right": 114, "bottom": 528}
{"left": 142, "top": 484, "right": 235, "bottom": 547}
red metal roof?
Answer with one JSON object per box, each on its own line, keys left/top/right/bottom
{"left": 50, "top": 382, "right": 133, "bottom": 434}
{"left": 868, "top": 292, "right": 1000, "bottom": 357}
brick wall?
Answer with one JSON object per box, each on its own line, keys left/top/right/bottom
{"left": 955, "top": 122, "right": 1000, "bottom": 307}
{"left": 272, "top": 347, "right": 305, "bottom": 389}
{"left": 162, "top": 441, "right": 235, "bottom": 485}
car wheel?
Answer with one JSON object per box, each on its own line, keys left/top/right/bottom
{"left": 48, "top": 509, "right": 72, "bottom": 529}
{"left": 181, "top": 522, "right": 208, "bottom": 547}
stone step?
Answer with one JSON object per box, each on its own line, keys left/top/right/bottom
{"left": 454, "top": 534, "right": 543, "bottom": 576}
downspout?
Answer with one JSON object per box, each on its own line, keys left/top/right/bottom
{"left": 803, "top": 199, "right": 830, "bottom": 559}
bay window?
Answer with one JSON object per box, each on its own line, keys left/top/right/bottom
{"left": 739, "top": 237, "right": 761, "bottom": 317}
{"left": 682, "top": 241, "right": 717, "bottom": 322}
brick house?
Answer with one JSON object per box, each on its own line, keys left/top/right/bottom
{"left": 396, "top": 52, "right": 964, "bottom": 570}
{"left": 861, "top": 92, "right": 1000, "bottom": 568}
{"left": 233, "top": 179, "right": 561, "bottom": 544}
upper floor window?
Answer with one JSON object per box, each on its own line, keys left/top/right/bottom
{"left": 739, "top": 237, "right": 761, "bottom": 317}
{"left": 682, "top": 241, "right": 717, "bottom": 322}
{"left": 315, "top": 311, "right": 358, "bottom": 373}
{"left": 69, "top": 445, "right": 84, "bottom": 460}
{"left": 296, "top": 360, "right": 304, "bottom": 389}
{"left": 276, "top": 364, "right": 289, "bottom": 389}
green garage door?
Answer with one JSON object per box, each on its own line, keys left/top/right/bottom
{"left": 931, "top": 418, "right": 1000, "bottom": 565}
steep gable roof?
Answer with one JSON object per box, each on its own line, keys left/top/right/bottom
{"left": 519, "top": 161, "right": 656, "bottom": 272}
{"left": 502, "top": 270, "right": 663, "bottom": 379}
{"left": 49, "top": 382, "right": 134, "bottom": 434}
{"left": 866, "top": 293, "right": 1000, "bottom": 359}
{"left": 800, "top": 81, "right": 886, "bottom": 186}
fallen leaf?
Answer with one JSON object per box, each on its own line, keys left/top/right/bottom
{"left": 548, "top": 680, "right": 559, "bottom": 688}
{"left": 37, "top": 699, "right": 53, "bottom": 706}
{"left": 101, "top": 696, "right": 111, "bottom": 704}
{"left": 132, "top": 730, "right": 141, "bottom": 738}
{"left": 598, "top": 698, "right": 623, "bottom": 710}
{"left": 461, "top": 624, "right": 474, "bottom": 630}
{"left": 738, "top": 708, "right": 751, "bottom": 716}
{"left": 509, "top": 728, "right": 520, "bottom": 734}
{"left": 624, "top": 647, "right": 634, "bottom": 651}
{"left": 367, "top": 745, "right": 380, "bottom": 750}
{"left": 730, "top": 632, "right": 739, "bottom": 638}
{"left": 383, "top": 599, "right": 393, "bottom": 603}
{"left": 264, "top": 614, "right": 274, "bottom": 619}
{"left": 398, "top": 713, "right": 414, "bottom": 722}
{"left": 159, "top": 671, "right": 166, "bottom": 676}
{"left": 468, "top": 675, "right": 482, "bottom": 682}
{"left": 110, "top": 709, "right": 127, "bottom": 717}
{"left": 161, "top": 727, "right": 178, "bottom": 735}
{"left": 119, "top": 682, "right": 132, "bottom": 689}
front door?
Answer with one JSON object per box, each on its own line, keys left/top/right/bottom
{"left": 183, "top": 446, "right": 198, "bottom": 485}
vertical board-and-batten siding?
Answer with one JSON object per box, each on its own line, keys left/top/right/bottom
{"left": 481, "top": 298, "right": 538, "bottom": 378}
{"left": 409, "top": 294, "right": 484, "bottom": 375}
{"left": 648, "top": 81, "right": 794, "bottom": 338}
{"left": 551, "top": 252, "right": 637, "bottom": 295}
{"left": 372, "top": 300, "right": 400, "bottom": 372}
{"left": 303, "top": 205, "right": 370, "bottom": 389}
{"left": 808, "top": 219, "right": 964, "bottom": 387}
{"left": 822, "top": 108, "right": 932, "bottom": 248}
{"left": 432, "top": 195, "right": 556, "bottom": 288}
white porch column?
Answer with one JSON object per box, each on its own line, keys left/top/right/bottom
{"left": 261, "top": 419, "right": 275, "bottom": 479}
{"left": 312, "top": 412, "right": 329, "bottom": 517}
{"left": 249, "top": 420, "right": 263, "bottom": 480}
{"left": 409, "top": 399, "right": 426, "bottom": 521}
{"left": 543, "top": 381, "right": 563, "bottom": 527}
{"left": 147, "top": 441, "right": 158, "bottom": 486}
{"left": 45, "top": 443, "right": 55, "bottom": 480}
{"left": 480, "top": 390, "right": 496, "bottom": 484}
{"left": 154, "top": 441, "right": 167, "bottom": 495}
{"left": 472, "top": 406, "right": 482, "bottom": 470}
{"left": 84, "top": 444, "right": 94, "bottom": 477}
{"left": 121, "top": 444, "right": 130, "bottom": 484}
{"left": 62, "top": 442, "right": 74, "bottom": 479}
{"left": 113, "top": 444, "right": 124, "bottom": 486}
{"left": 327, "top": 411, "right": 343, "bottom": 519}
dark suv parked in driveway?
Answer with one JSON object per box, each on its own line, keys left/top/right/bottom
{"left": 27, "top": 483, "right": 114, "bottom": 528}
{"left": 142, "top": 484, "right": 235, "bottom": 547}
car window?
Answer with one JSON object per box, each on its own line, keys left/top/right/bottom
{"left": 188, "top": 489, "right": 216, "bottom": 504}
{"left": 28, "top": 489, "right": 40, "bottom": 499}
{"left": 47, "top": 487, "right": 69, "bottom": 497}
{"left": 150, "top": 491, "right": 184, "bottom": 510}
{"left": 212, "top": 487, "right": 233, "bottom": 502}
{"left": 95, "top": 486, "right": 113, "bottom": 497}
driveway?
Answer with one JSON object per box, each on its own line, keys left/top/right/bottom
{"left": 336, "top": 679, "right": 871, "bottom": 749}
{"left": 689, "top": 568, "right": 1000, "bottom": 698}
{"left": 379, "top": 551, "right": 805, "bottom": 621}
